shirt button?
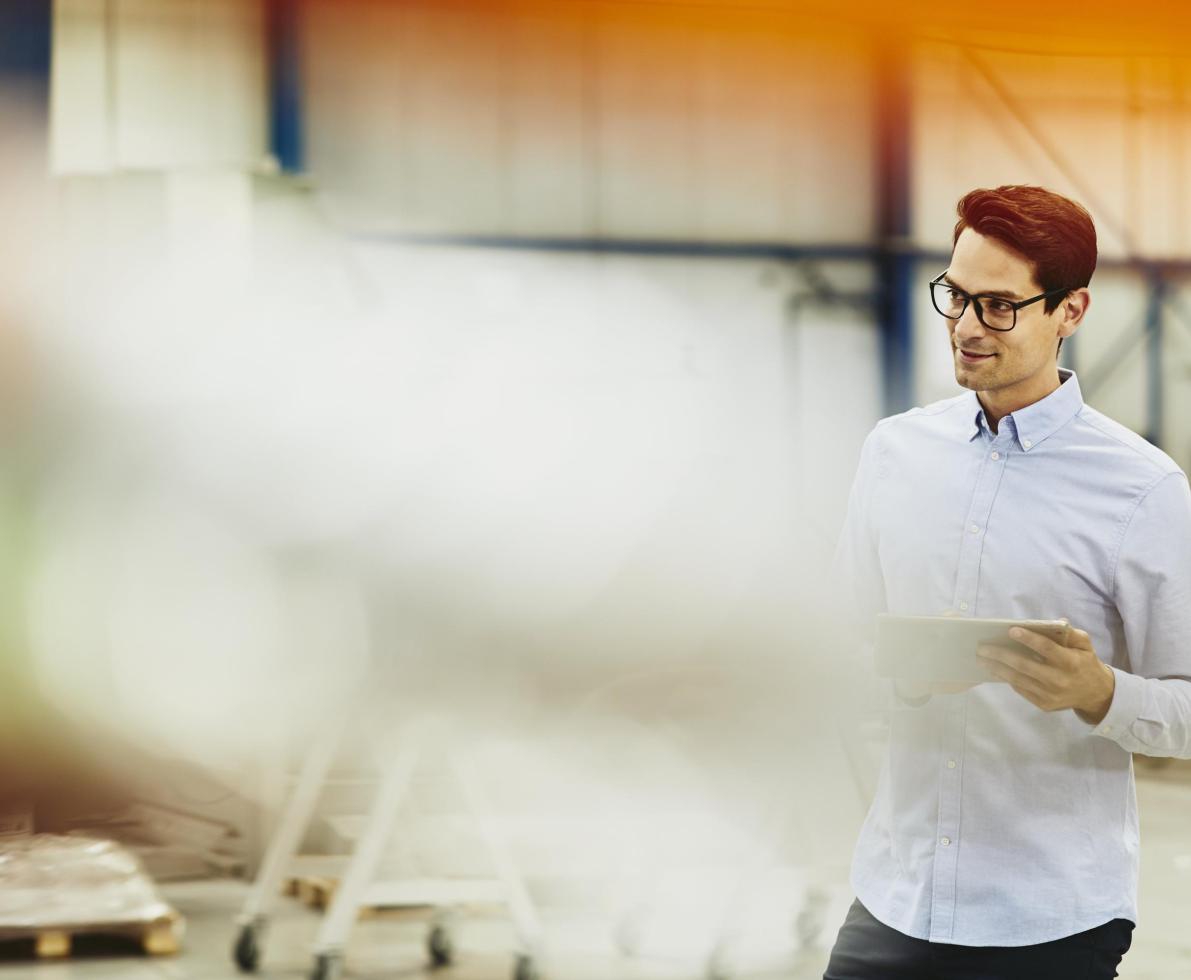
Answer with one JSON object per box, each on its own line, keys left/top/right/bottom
{"left": 947, "top": 760, "right": 957, "bottom": 769}
{"left": 969, "top": 524, "right": 980, "bottom": 534}
{"left": 1023, "top": 439, "right": 1033, "bottom": 449}
{"left": 959, "top": 601, "right": 969, "bottom": 611}
{"left": 991, "top": 451, "right": 1000, "bottom": 460}
{"left": 940, "top": 837, "right": 952, "bottom": 847}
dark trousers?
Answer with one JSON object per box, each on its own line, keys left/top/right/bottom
{"left": 824, "top": 899, "right": 1133, "bottom": 980}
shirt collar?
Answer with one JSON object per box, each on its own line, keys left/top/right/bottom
{"left": 968, "top": 399, "right": 985, "bottom": 442}
{"left": 966, "top": 369, "right": 1084, "bottom": 451}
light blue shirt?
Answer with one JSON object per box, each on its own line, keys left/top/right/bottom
{"left": 834, "top": 369, "right": 1191, "bottom": 946}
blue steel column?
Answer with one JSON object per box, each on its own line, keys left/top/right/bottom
{"left": 0, "top": 0, "right": 51, "bottom": 84}
{"left": 1145, "top": 269, "right": 1165, "bottom": 447}
{"left": 266, "top": 0, "right": 303, "bottom": 173}
{"left": 875, "top": 45, "right": 915, "bottom": 416}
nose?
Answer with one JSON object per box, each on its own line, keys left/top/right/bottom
{"left": 953, "top": 302, "right": 988, "bottom": 346}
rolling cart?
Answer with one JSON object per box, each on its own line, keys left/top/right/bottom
{"left": 231, "top": 714, "right": 548, "bottom": 980}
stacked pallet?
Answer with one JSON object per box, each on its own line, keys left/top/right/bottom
{"left": 0, "top": 834, "right": 184, "bottom": 960}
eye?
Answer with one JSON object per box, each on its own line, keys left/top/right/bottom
{"left": 946, "top": 288, "right": 965, "bottom": 302}
{"left": 984, "top": 298, "right": 1014, "bottom": 314}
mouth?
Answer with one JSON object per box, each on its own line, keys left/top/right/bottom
{"left": 957, "top": 348, "right": 996, "bottom": 364}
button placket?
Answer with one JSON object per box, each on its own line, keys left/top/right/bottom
{"left": 930, "top": 699, "right": 967, "bottom": 941}
{"left": 953, "top": 439, "right": 1005, "bottom": 616}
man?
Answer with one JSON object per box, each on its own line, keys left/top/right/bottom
{"left": 825, "top": 185, "right": 1191, "bottom": 979}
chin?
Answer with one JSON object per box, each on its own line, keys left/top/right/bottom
{"left": 953, "top": 369, "right": 980, "bottom": 391}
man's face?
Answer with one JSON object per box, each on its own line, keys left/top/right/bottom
{"left": 944, "top": 229, "right": 1067, "bottom": 401}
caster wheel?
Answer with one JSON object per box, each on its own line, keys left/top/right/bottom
{"left": 513, "top": 952, "right": 540, "bottom": 980}
{"left": 427, "top": 923, "right": 454, "bottom": 967}
{"left": 310, "top": 951, "right": 343, "bottom": 980}
{"left": 232, "top": 923, "right": 260, "bottom": 972}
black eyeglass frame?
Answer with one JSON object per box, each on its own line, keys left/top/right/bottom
{"left": 929, "top": 271, "right": 1073, "bottom": 332}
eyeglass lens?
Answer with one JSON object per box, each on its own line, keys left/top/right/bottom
{"left": 931, "top": 282, "right": 1016, "bottom": 330}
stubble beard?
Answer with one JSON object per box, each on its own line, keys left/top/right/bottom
{"left": 953, "top": 347, "right": 1002, "bottom": 393}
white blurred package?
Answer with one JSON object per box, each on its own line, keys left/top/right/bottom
{"left": 0, "top": 834, "right": 174, "bottom": 929}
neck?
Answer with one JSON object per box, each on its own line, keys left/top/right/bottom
{"left": 978, "top": 366, "right": 1062, "bottom": 433}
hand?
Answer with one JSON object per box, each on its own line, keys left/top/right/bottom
{"left": 976, "top": 624, "right": 1115, "bottom": 724}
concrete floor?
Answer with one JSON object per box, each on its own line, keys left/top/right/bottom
{"left": 1, "top": 767, "right": 1189, "bottom": 980}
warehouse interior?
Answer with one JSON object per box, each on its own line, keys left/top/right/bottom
{"left": 2, "top": 1, "right": 1191, "bottom": 978}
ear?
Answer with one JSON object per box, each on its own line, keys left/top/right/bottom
{"left": 1057, "top": 288, "right": 1090, "bottom": 339}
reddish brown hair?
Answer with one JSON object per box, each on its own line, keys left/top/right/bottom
{"left": 953, "top": 186, "right": 1097, "bottom": 312}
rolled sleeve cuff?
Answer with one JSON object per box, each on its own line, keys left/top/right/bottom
{"left": 1091, "top": 667, "right": 1146, "bottom": 741}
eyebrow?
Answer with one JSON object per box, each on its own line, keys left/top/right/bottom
{"left": 942, "top": 274, "right": 1023, "bottom": 301}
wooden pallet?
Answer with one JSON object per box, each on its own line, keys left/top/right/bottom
{"left": 284, "top": 877, "right": 422, "bottom": 920}
{"left": 0, "top": 909, "right": 183, "bottom": 959}
{"left": 291, "top": 875, "right": 338, "bottom": 911}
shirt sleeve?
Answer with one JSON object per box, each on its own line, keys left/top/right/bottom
{"left": 1091, "top": 471, "right": 1191, "bottom": 758}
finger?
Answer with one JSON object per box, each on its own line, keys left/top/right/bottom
{"left": 1009, "top": 626, "right": 1070, "bottom": 665}
{"left": 981, "top": 657, "right": 1038, "bottom": 685}
{"left": 1006, "top": 677, "right": 1055, "bottom": 711}
{"left": 1067, "top": 627, "right": 1094, "bottom": 651}
{"left": 982, "top": 662, "right": 1055, "bottom": 708}
{"left": 978, "top": 644, "right": 1059, "bottom": 684}
{"left": 981, "top": 655, "right": 1061, "bottom": 696}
